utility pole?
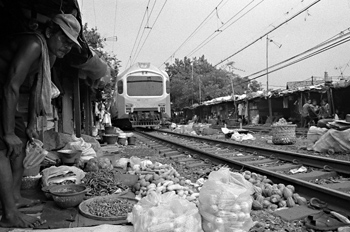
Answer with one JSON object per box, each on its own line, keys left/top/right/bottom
{"left": 266, "top": 35, "right": 273, "bottom": 122}
{"left": 199, "top": 75, "right": 202, "bottom": 104}
{"left": 191, "top": 61, "right": 194, "bottom": 105}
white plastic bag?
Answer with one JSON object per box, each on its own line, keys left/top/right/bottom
{"left": 128, "top": 191, "right": 203, "bottom": 232}
{"left": 63, "top": 135, "right": 96, "bottom": 161}
{"left": 198, "top": 168, "right": 254, "bottom": 232}
{"left": 23, "top": 139, "right": 48, "bottom": 169}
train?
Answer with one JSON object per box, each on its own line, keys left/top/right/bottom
{"left": 110, "top": 62, "right": 171, "bottom": 129}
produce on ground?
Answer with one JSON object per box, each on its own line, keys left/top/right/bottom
{"left": 241, "top": 170, "right": 306, "bottom": 211}
{"left": 87, "top": 198, "right": 134, "bottom": 218}
{"left": 82, "top": 169, "right": 128, "bottom": 197}
{"left": 84, "top": 157, "right": 114, "bottom": 172}
{"left": 126, "top": 159, "right": 203, "bottom": 202}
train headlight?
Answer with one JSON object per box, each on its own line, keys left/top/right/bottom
{"left": 125, "top": 103, "right": 133, "bottom": 113}
{"left": 158, "top": 104, "right": 165, "bottom": 112}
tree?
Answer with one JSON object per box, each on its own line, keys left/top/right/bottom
{"left": 82, "top": 23, "right": 121, "bottom": 101}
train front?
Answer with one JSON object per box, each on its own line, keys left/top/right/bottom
{"left": 114, "top": 62, "right": 170, "bottom": 129}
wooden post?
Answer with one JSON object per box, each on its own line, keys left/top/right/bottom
{"left": 73, "top": 74, "right": 81, "bottom": 137}
{"left": 84, "top": 86, "right": 92, "bottom": 135}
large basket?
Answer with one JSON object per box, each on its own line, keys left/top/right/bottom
{"left": 271, "top": 124, "right": 297, "bottom": 145}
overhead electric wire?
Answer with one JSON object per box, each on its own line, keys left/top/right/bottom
{"left": 132, "top": 0, "right": 168, "bottom": 63}
{"left": 160, "top": 0, "right": 226, "bottom": 67}
{"left": 187, "top": 0, "right": 263, "bottom": 57}
{"left": 215, "top": 0, "right": 322, "bottom": 67}
{"left": 131, "top": 0, "right": 160, "bottom": 65}
{"left": 126, "top": 0, "right": 150, "bottom": 68}
{"left": 231, "top": 28, "right": 350, "bottom": 87}
{"left": 246, "top": 29, "right": 350, "bottom": 78}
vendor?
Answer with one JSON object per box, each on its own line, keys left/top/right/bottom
{"left": 0, "top": 14, "right": 81, "bottom": 228}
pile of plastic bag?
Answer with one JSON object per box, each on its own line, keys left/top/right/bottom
{"left": 63, "top": 134, "right": 96, "bottom": 161}
{"left": 127, "top": 191, "right": 203, "bottom": 232}
{"left": 198, "top": 168, "right": 254, "bottom": 232}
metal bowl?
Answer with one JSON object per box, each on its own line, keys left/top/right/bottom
{"left": 49, "top": 184, "right": 88, "bottom": 208}
{"left": 57, "top": 150, "right": 82, "bottom": 164}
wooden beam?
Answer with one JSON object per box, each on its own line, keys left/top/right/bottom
{"left": 73, "top": 75, "right": 81, "bottom": 137}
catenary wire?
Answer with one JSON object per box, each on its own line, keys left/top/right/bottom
{"left": 131, "top": 0, "right": 159, "bottom": 65}
{"left": 187, "top": 0, "right": 263, "bottom": 58}
{"left": 126, "top": 0, "right": 151, "bottom": 68}
{"left": 132, "top": 0, "right": 168, "bottom": 64}
{"left": 232, "top": 30, "right": 350, "bottom": 87}
{"left": 215, "top": 0, "right": 321, "bottom": 67}
{"left": 160, "top": 0, "right": 226, "bottom": 67}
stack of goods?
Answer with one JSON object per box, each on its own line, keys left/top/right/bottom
{"left": 128, "top": 191, "right": 203, "bottom": 232}
{"left": 198, "top": 168, "right": 254, "bottom": 232}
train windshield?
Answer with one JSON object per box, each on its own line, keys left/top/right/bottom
{"left": 127, "top": 75, "right": 163, "bottom": 96}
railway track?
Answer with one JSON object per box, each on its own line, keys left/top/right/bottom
{"left": 132, "top": 129, "right": 350, "bottom": 215}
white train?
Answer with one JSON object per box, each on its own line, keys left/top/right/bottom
{"left": 110, "top": 62, "right": 171, "bottom": 129}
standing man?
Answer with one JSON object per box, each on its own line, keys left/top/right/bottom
{"left": 301, "top": 99, "right": 311, "bottom": 128}
{"left": 0, "top": 14, "right": 81, "bottom": 228}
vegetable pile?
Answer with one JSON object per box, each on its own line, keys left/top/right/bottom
{"left": 242, "top": 170, "right": 307, "bottom": 211}
{"left": 84, "top": 157, "right": 114, "bottom": 172}
{"left": 87, "top": 198, "right": 134, "bottom": 217}
{"left": 127, "top": 159, "right": 203, "bottom": 202}
{"left": 82, "top": 169, "right": 128, "bottom": 197}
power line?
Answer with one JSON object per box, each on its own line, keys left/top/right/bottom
{"left": 232, "top": 28, "right": 350, "bottom": 87}
{"left": 160, "top": 0, "right": 226, "bottom": 67}
{"left": 132, "top": 0, "right": 168, "bottom": 63}
{"left": 126, "top": 0, "right": 150, "bottom": 68}
{"left": 187, "top": 0, "right": 263, "bottom": 58}
{"left": 131, "top": 0, "right": 160, "bottom": 64}
{"left": 215, "top": 0, "right": 322, "bottom": 67}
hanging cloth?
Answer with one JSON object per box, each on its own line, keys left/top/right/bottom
{"left": 34, "top": 32, "right": 52, "bottom": 116}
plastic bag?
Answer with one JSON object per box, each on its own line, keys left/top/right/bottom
{"left": 41, "top": 165, "right": 85, "bottom": 187}
{"left": 23, "top": 139, "right": 48, "bottom": 169}
{"left": 63, "top": 134, "right": 96, "bottom": 161}
{"left": 127, "top": 191, "right": 203, "bottom": 232}
{"left": 198, "top": 168, "right": 254, "bottom": 232}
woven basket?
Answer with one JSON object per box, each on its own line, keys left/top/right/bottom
{"left": 271, "top": 124, "right": 297, "bottom": 145}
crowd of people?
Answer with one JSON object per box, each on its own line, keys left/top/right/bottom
{"left": 301, "top": 99, "right": 332, "bottom": 128}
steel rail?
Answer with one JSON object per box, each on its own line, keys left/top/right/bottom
{"left": 156, "top": 129, "right": 350, "bottom": 175}
{"left": 138, "top": 131, "right": 350, "bottom": 215}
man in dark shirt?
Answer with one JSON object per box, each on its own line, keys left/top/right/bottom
{"left": 0, "top": 14, "right": 80, "bottom": 228}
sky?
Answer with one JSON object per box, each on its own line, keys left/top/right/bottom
{"left": 77, "top": 0, "right": 350, "bottom": 89}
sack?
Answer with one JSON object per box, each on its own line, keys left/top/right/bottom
{"left": 198, "top": 168, "right": 254, "bottom": 232}
{"left": 23, "top": 139, "right": 48, "bottom": 169}
{"left": 127, "top": 191, "right": 203, "bottom": 232}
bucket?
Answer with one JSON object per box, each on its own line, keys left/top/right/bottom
{"left": 118, "top": 137, "right": 127, "bottom": 146}
{"left": 105, "top": 126, "right": 116, "bottom": 134}
{"left": 128, "top": 136, "right": 136, "bottom": 145}
{"left": 103, "top": 134, "right": 118, "bottom": 144}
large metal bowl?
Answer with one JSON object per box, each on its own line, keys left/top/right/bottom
{"left": 49, "top": 184, "right": 88, "bottom": 208}
{"left": 57, "top": 150, "right": 82, "bottom": 164}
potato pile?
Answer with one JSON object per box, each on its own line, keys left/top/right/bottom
{"left": 242, "top": 170, "right": 307, "bottom": 211}
{"left": 128, "top": 161, "right": 203, "bottom": 202}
